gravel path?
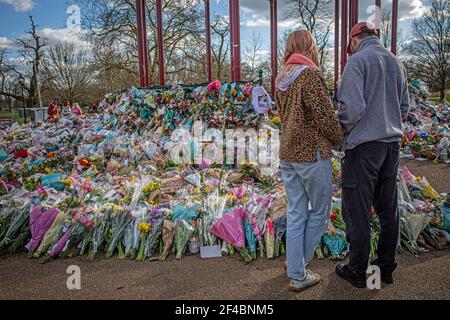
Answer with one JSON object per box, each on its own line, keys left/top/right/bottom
{"left": 0, "top": 250, "right": 449, "bottom": 300}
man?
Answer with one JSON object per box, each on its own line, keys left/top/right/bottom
{"left": 336, "top": 22, "right": 410, "bottom": 288}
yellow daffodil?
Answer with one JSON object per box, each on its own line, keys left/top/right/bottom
{"left": 113, "top": 204, "right": 124, "bottom": 211}
{"left": 60, "top": 178, "right": 72, "bottom": 186}
{"left": 138, "top": 221, "right": 151, "bottom": 233}
{"left": 271, "top": 115, "right": 281, "bottom": 125}
{"left": 44, "top": 168, "right": 54, "bottom": 174}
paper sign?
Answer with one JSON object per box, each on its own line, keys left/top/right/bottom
{"left": 200, "top": 245, "right": 222, "bottom": 259}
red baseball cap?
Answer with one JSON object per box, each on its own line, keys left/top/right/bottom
{"left": 347, "top": 22, "right": 378, "bottom": 55}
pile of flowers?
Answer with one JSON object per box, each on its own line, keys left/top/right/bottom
{"left": 401, "top": 80, "right": 450, "bottom": 163}
{"left": 0, "top": 81, "right": 448, "bottom": 264}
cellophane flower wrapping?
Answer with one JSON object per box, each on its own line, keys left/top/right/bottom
{"left": 88, "top": 210, "right": 110, "bottom": 260}
{"left": 264, "top": 218, "right": 275, "bottom": 259}
{"left": 0, "top": 194, "right": 32, "bottom": 250}
{"left": 210, "top": 207, "right": 245, "bottom": 248}
{"left": 106, "top": 204, "right": 132, "bottom": 258}
{"left": 144, "top": 209, "right": 167, "bottom": 258}
{"left": 175, "top": 219, "right": 194, "bottom": 260}
{"left": 27, "top": 205, "right": 60, "bottom": 253}
{"left": 160, "top": 219, "right": 175, "bottom": 261}
{"left": 34, "top": 210, "right": 65, "bottom": 257}
{"left": 200, "top": 192, "right": 226, "bottom": 246}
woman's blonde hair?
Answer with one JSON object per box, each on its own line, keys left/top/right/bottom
{"left": 276, "top": 30, "right": 320, "bottom": 87}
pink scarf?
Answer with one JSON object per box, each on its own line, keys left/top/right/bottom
{"left": 286, "top": 53, "right": 318, "bottom": 69}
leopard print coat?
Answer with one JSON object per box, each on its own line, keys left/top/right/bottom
{"left": 275, "top": 68, "right": 343, "bottom": 163}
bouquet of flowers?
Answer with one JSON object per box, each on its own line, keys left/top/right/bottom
{"left": 0, "top": 195, "right": 32, "bottom": 251}
{"left": 88, "top": 210, "right": 110, "bottom": 261}
{"left": 142, "top": 180, "right": 162, "bottom": 205}
{"left": 34, "top": 210, "right": 65, "bottom": 258}
{"left": 144, "top": 208, "right": 168, "bottom": 258}
{"left": 122, "top": 222, "right": 135, "bottom": 258}
{"left": 159, "top": 219, "right": 175, "bottom": 261}
{"left": 210, "top": 207, "right": 245, "bottom": 249}
{"left": 245, "top": 196, "right": 270, "bottom": 258}
{"left": 106, "top": 204, "right": 132, "bottom": 258}
{"left": 175, "top": 219, "right": 194, "bottom": 260}
{"left": 273, "top": 216, "right": 286, "bottom": 257}
{"left": 264, "top": 218, "right": 275, "bottom": 259}
{"left": 128, "top": 209, "right": 147, "bottom": 259}
{"left": 199, "top": 193, "right": 226, "bottom": 246}
{"left": 129, "top": 176, "right": 151, "bottom": 210}
{"left": 56, "top": 210, "right": 93, "bottom": 259}
{"left": 27, "top": 206, "right": 60, "bottom": 256}
{"left": 0, "top": 191, "right": 27, "bottom": 240}
{"left": 136, "top": 219, "right": 150, "bottom": 261}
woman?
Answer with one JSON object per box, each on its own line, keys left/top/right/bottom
{"left": 60, "top": 101, "right": 71, "bottom": 118}
{"left": 71, "top": 102, "right": 84, "bottom": 117}
{"left": 275, "top": 30, "right": 342, "bottom": 292}
{"left": 47, "top": 101, "right": 59, "bottom": 122}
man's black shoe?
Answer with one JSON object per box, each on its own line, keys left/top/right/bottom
{"left": 335, "top": 264, "right": 367, "bottom": 288}
{"left": 370, "top": 260, "right": 397, "bottom": 284}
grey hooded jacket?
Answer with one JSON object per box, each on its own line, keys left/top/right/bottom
{"left": 337, "top": 36, "right": 410, "bottom": 151}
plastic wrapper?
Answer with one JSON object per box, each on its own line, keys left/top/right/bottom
{"left": 106, "top": 206, "right": 132, "bottom": 258}
{"left": 27, "top": 206, "right": 60, "bottom": 253}
{"left": 88, "top": 212, "right": 110, "bottom": 260}
{"left": 273, "top": 216, "right": 286, "bottom": 256}
{"left": 34, "top": 211, "right": 65, "bottom": 257}
{"left": 175, "top": 219, "right": 194, "bottom": 260}
{"left": 145, "top": 209, "right": 168, "bottom": 257}
{"left": 264, "top": 218, "right": 275, "bottom": 259}
{"left": 416, "top": 177, "right": 440, "bottom": 200}
{"left": 0, "top": 195, "right": 32, "bottom": 250}
{"left": 268, "top": 195, "right": 287, "bottom": 221}
{"left": 122, "top": 223, "right": 135, "bottom": 257}
{"left": 160, "top": 219, "right": 175, "bottom": 261}
{"left": 443, "top": 205, "right": 450, "bottom": 233}
{"left": 322, "top": 231, "right": 348, "bottom": 258}
{"left": 210, "top": 208, "right": 245, "bottom": 248}
{"left": 200, "top": 193, "right": 226, "bottom": 246}
{"left": 405, "top": 214, "right": 432, "bottom": 241}
{"left": 172, "top": 204, "right": 200, "bottom": 222}
{"left": 40, "top": 173, "right": 65, "bottom": 191}
{"left": 243, "top": 220, "right": 257, "bottom": 254}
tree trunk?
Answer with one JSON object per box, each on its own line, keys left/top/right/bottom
{"left": 441, "top": 76, "right": 446, "bottom": 102}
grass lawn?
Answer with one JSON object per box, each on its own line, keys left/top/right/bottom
{"left": 0, "top": 111, "right": 24, "bottom": 124}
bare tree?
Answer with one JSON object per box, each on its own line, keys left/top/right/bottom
{"left": 379, "top": 9, "right": 408, "bottom": 56}
{"left": 242, "top": 32, "right": 264, "bottom": 80}
{"left": 406, "top": 0, "right": 449, "bottom": 101}
{"left": 90, "top": 42, "right": 138, "bottom": 94}
{"left": 210, "top": 15, "right": 230, "bottom": 81}
{"left": 284, "top": 0, "right": 333, "bottom": 71}
{"left": 0, "top": 15, "right": 46, "bottom": 107}
{"left": 0, "top": 49, "right": 18, "bottom": 110}
{"left": 43, "top": 41, "right": 92, "bottom": 103}
{"left": 76, "top": 0, "right": 204, "bottom": 84}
